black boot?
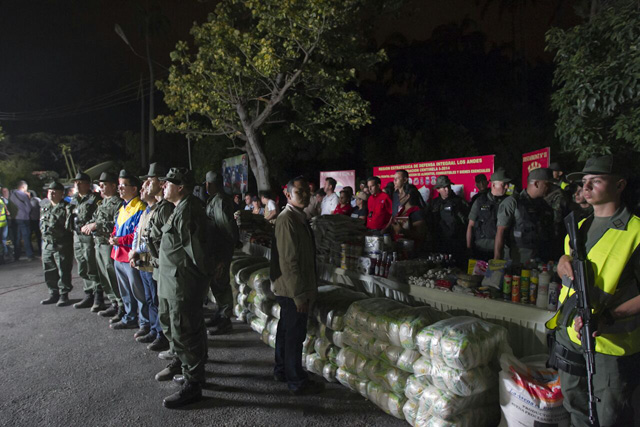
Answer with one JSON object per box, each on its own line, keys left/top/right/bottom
{"left": 207, "top": 317, "right": 233, "bottom": 336}
{"left": 162, "top": 381, "right": 202, "bottom": 409}
{"left": 73, "top": 292, "right": 94, "bottom": 309}
{"left": 91, "top": 291, "right": 107, "bottom": 313}
{"left": 56, "top": 293, "right": 70, "bottom": 307}
{"left": 98, "top": 303, "right": 118, "bottom": 318}
{"left": 109, "top": 305, "right": 125, "bottom": 324}
{"left": 41, "top": 293, "right": 59, "bottom": 305}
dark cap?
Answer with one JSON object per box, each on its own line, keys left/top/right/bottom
{"left": 160, "top": 167, "right": 195, "bottom": 186}
{"left": 95, "top": 172, "right": 117, "bottom": 184}
{"left": 474, "top": 173, "right": 488, "bottom": 183}
{"left": 118, "top": 169, "right": 141, "bottom": 187}
{"left": 528, "top": 167, "right": 557, "bottom": 183}
{"left": 140, "top": 162, "right": 167, "bottom": 180}
{"left": 548, "top": 162, "right": 563, "bottom": 172}
{"left": 72, "top": 172, "right": 91, "bottom": 182}
{"left": 203, "top": 170, "right": 223, "bottom": 185}
{"left": 490, "top": 168, "right": 511, "bottom": 183}
{"left": 45, "top": 181, "right": 64, "bottom": 191}
{"left": 566, "top": 154, "right": 626, "bottom": 181}
{"left": 434, "top": 175, "right": 454, "bottom": 189}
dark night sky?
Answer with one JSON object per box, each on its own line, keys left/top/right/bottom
{"left": 0, "top": 0, "right": 576, "bottom": 136}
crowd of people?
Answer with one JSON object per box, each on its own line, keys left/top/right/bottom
{"left": 4, "top": 153, "right": 640, "bottom": 424}
{"left": 226, "top": 162, "right": 585, "bottom": 271}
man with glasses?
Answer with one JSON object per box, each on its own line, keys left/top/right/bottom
{"left": 109, "top": 170, "right": 150, "bottom": 342}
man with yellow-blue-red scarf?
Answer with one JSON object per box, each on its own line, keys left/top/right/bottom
{"left": 108, "top": 170, "right": 150, "bottom": 340}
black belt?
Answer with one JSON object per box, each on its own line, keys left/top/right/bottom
{"left": 547, "top": 331, "right": 587, "bottom": 377}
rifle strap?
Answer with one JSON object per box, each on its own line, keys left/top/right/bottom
{"left": 548, "top": 334, "right": 588, "bottom": 376}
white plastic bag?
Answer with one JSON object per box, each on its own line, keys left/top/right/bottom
{"left": 498, "top": 353, "right": 569, "bottom": 427}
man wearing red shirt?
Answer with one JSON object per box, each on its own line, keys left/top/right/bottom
{"left": 333, "top": 190, "right": 354, "bottom": 216}
{"left": 366, "top": 177, "right": 392, "bottom": 230}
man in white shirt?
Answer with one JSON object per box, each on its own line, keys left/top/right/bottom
{"left": 320, "top": 177, "right": 338, "bottom": 215}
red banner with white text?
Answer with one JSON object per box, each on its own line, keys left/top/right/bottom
{"left": 373, "top": 155, "right": 495, "bottom": 202}
{"left": 521, "top": 148, "right": 550, "bottom": 189}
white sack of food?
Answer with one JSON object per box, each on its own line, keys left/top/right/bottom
{"left": 396, "top": 348, "right": 421, "bottom": 373}
{"left": 419, "top": 384, "right": 497, "bottom": 421}
{"left": 416, "top": 316, "right": 510, "bottom": 370}
{"left": 415, "top": 405, "right": 500, "bottom": 427}
{"left": 366, "top": 381, "right": 407, "bottom": 420}
{"left": 405, "top": 374, "right": 430, "bottom": 401}
{"left": 305, "top": 353, "right": 325, "bottom": 376}
{"left": 322, "top": 362, "right": 338, "bottom": 383}
{"left": 403, "top": 398, "right": 420, "bottom": 426}
{"left": 413, "top": 356, "right": 496, "bottom": 397}
{"left": 250, "top": 317, "right": 266, "bottom": 334}
{"left": 498, "top": 353, "right": 569, "bottom": 427}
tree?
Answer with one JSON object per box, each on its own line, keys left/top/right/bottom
{"left": 154, "top": 0, "right": 384, "bottom": 190}
{"left": 547, "top": 0, "right": 640, "bottom": 159}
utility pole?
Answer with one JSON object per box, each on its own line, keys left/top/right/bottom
{"left": 139, "top": 75, "right": 146, "bottom": 167}
{"left": 144, "top": 21, "right": 155, "bottom": 161}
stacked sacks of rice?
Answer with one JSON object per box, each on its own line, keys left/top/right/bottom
{"left": 310, "top": 215, "right": 366, "bottom": 266}
{"left": 302, "top": 285, "right": 368, "bottom": 383}
{"left": 335, "top": 299, "right": 451, "bottom": 421}
{"left": 229, "top": 256, "right": 269, "bottom": 323}
{"left": 406, "top": 317, "right": 510, "bottom": 427}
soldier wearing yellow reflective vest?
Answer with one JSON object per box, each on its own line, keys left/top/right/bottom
{"left": 0, "top": 195, "right": 7, "bottom": 264}
{"left": 546, "top": 154, "right": 640, "bottom": 427}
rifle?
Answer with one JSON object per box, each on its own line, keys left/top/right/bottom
{"left": 564, "top": 210, "right": 600, "bottom": 426}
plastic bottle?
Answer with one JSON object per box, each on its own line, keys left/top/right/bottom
{"left": 520, "top": 269, "right": 530, "bottom": 304}
{"left": 537, "top": 267, "right": 551, "bottom": 309}
{"left": 530, "top": 269, "right": 539, "bottom": 305}
{"left": 548, "top": 282, "right": 559, "bottom": 311}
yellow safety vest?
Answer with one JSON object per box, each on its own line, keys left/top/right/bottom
{"left": 546, "top": 216, "right": 640, "bottom": 356}
{"left": 560, "top": 181, "right": 569, "bottom": 190}
{"left": 0, "top": 199, "right": 6, "bottom": 228}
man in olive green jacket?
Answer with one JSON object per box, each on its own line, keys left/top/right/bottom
{"left": 272, "top": 176, "right": 323, "bottom": 396}
{"left": 156, "top": 167, "right": 211, "bottom": 409}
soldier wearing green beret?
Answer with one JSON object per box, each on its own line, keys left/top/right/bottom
{"left": 154, "top": 167, "right": 211, "bottom": 409}
{"left": 68, "top": 172, "right": 103, "bottom": 311}
{"left": 39, "top": 182, "right": 74, "bottom": 306}
{"left": 495, "top": 167, "right": 555, "bottom": 265}
{"left": 81, "top": 172, "right": 124, "bottom": 321}
{"left": 547, "top": 154, "right": 640, "bottom": 426}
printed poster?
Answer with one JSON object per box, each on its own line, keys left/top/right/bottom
{"left": 222, "top": 154, "right": 249, "bottom": 195}
{"left": 522, "top": 148, "right": 550, "bottom": 189}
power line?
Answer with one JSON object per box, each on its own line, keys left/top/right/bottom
{"left": 0, "top": 73, "right": 168, "bottom": 121}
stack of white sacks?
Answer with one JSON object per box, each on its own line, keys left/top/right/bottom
{"left": 301, "top": 286, "right": 369, "bottom": 382}
{"left": 335, "top": 298, "right": 510, "bottom": 427}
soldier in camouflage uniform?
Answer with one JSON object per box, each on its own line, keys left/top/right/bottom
{"left": 68, "top": 172, "right": 103, "bottom": 311}
{"left": 81, "top": 172, "right": 124, "bottom": 321}
{"left": 39, "top": 181, "right": 74, "bottom": 307}
{"left": 545, "top": 164, "right": 572, "bottom": 262}
{"left": 154, "top": 168, "right": 211, "bottom": 409}
{"left": 203, "top": 170, "right": 239, "bottom": 335}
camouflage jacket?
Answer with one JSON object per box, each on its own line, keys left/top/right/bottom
{"left": 68, "top": 192, "right": 101, "bottom": 235}
{"left": 91, "top": 195, "right": 123, "bottom": 244}
{"left": 40, "top": 199, "right": 73, "bottom": 246}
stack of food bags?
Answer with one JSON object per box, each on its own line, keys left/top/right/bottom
{"left": 406, "top": 317, "right": 510, "bottom": 426}
{"left": 335, "top": 298, "right": 451, "bottom": 420}
{"left": 302, "top": 286, "right": 369, "bottom": 383}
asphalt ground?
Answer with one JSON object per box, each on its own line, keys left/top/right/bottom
{"left": 0, "top": 258, "right": 406, "bottom": 427}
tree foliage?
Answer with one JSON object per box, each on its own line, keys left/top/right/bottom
{"left": 547, "top": 0, "right": 640, "bottom": 159}
{"left": 154, "top": 0, "right": 385, "bottom": 189}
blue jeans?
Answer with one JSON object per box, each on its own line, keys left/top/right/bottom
{"left": 114, "top": 261, "right": 149, "bottom": 327}
{"left": 274, "top": 296, "right": 309, "bottom": 391}
{"left": 14, "top": 219, "right": 33, "bottom": 259}
{"left": 0, "top": 225, "right": 7, "bottom": 257}
{"left": 139, "top": 270, "right": 162, "bottom": 336}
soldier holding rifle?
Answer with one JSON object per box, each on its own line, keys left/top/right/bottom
{"left": 546, "top": 155, "right": 640, "bottom": 426}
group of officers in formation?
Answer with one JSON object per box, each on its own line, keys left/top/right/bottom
{"left": 32, "top": 154, "right": 640, "bottom": 424}
{"left": 38, "top": 164, "right": 238, "bottom": 408}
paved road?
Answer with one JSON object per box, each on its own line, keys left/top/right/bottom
{"left": 0, "top": 259, "right": 406, "bottom": 427}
